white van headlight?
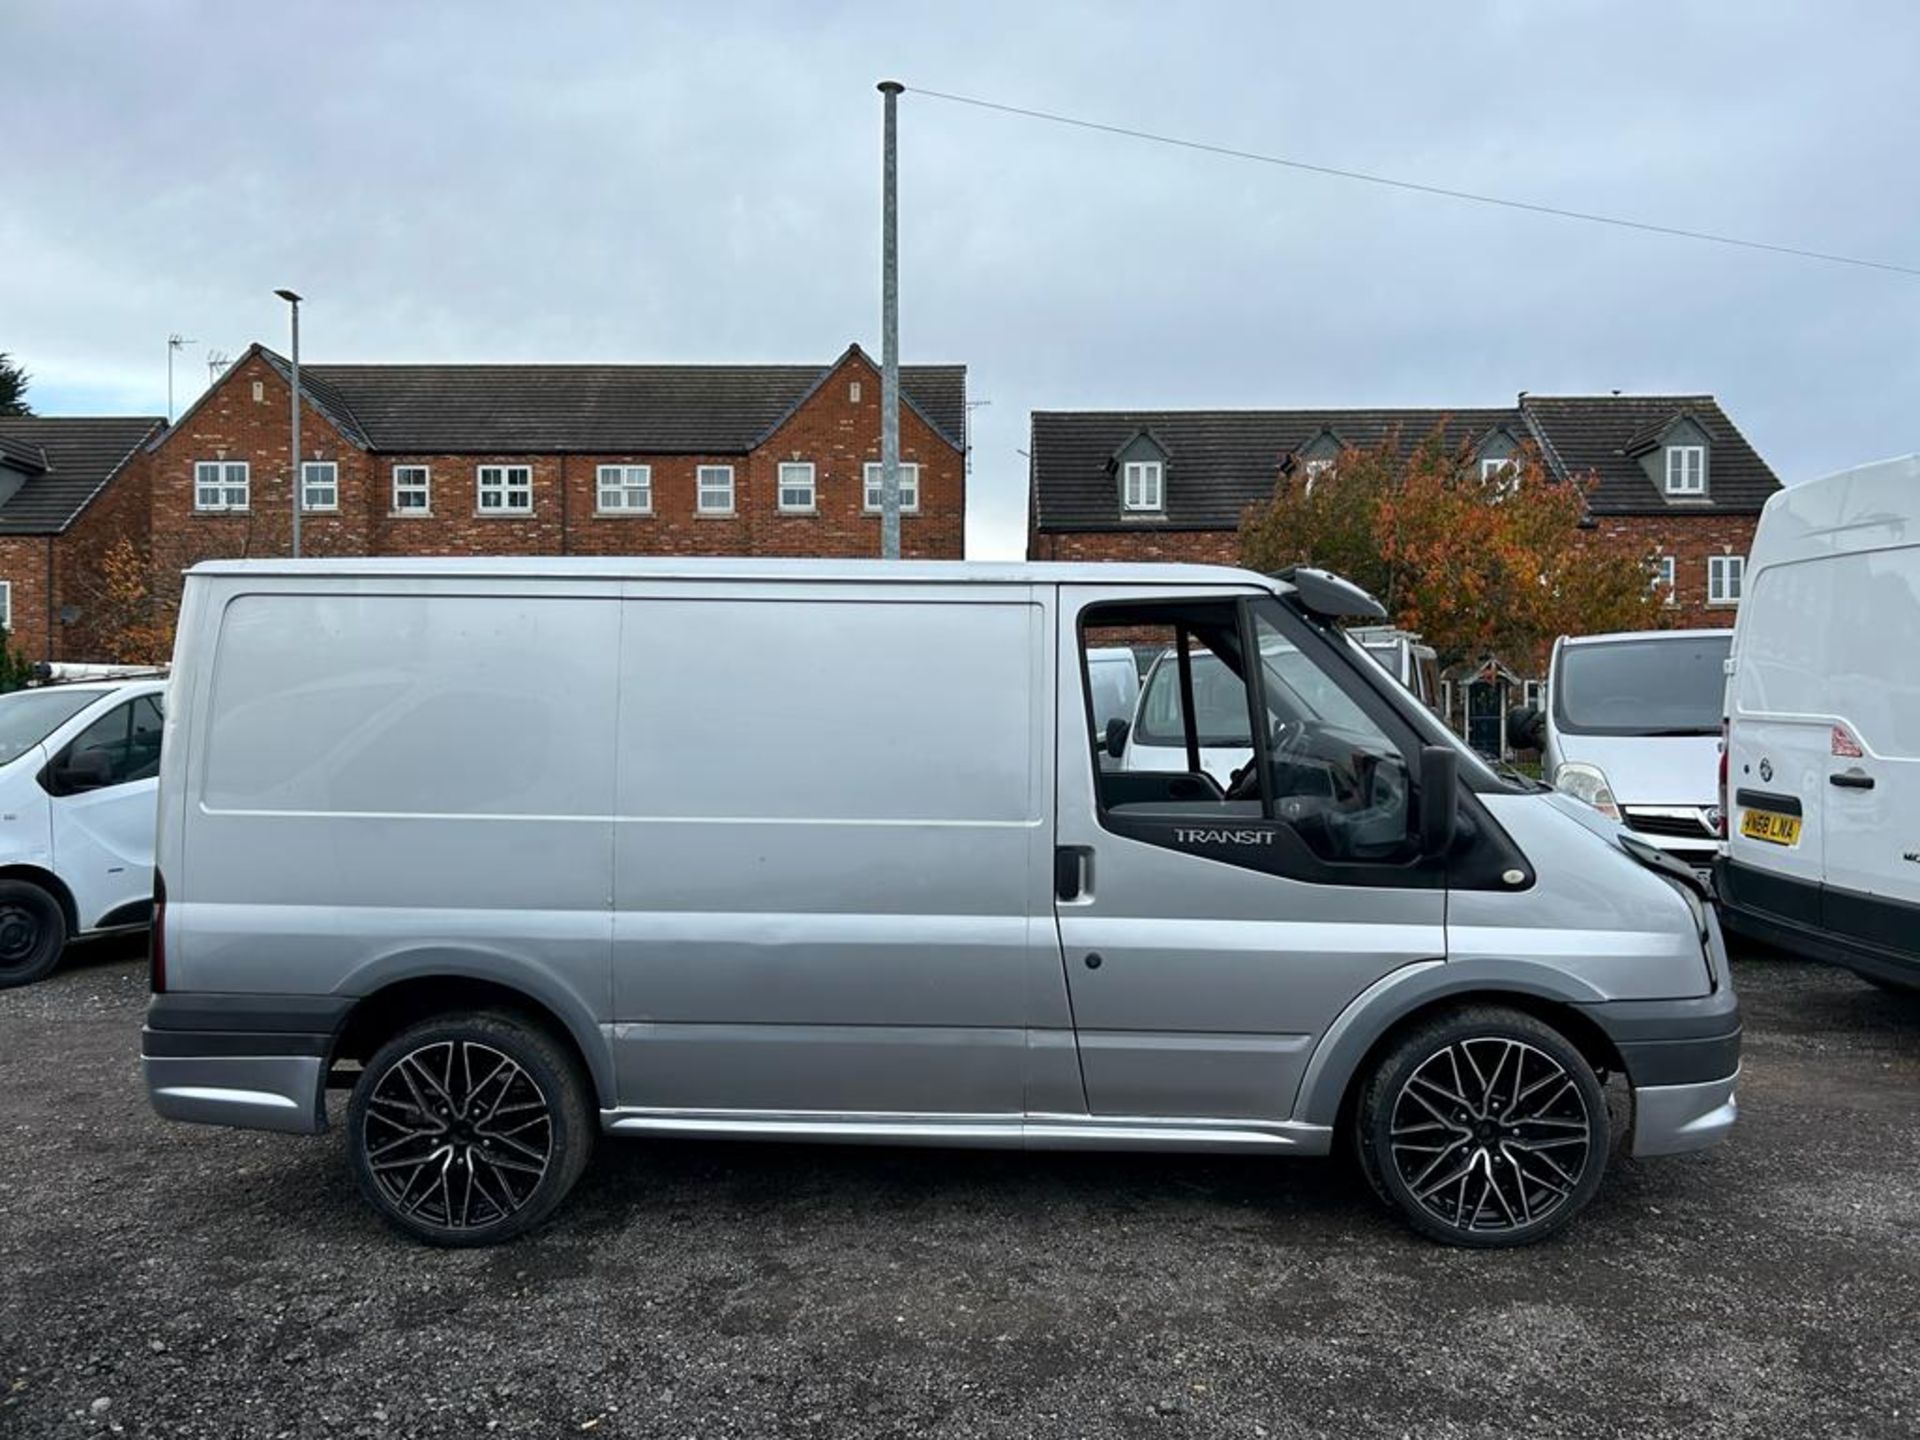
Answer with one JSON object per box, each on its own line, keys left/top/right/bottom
{"left": 1554, "top": 761, "right": 1620, "bottom": 821}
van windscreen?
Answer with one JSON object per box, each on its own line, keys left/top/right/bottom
{"left": 1554, "top": 634, "right": 1732, "bottom": 736}
{"left": 0, "top": 689, "right": 99, "bottom": 764}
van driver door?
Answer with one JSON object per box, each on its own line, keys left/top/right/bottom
{"left": 1053, "top": 586, "right": 1447, "bottom": 1125}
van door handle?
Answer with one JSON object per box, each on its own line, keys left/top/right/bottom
{"left": 1054, "top": 846, "right": 1092, "bottom": 902}
{"left": 1829, "top": 770, "right": 1875, "bottom": 790}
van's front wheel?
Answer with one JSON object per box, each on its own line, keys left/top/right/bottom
{"left": 347, "top": 1012, "right": 594, "bottom": 1246}
{"left": 0, "top": 881, "right": 67, "bottom": 989}
{"left": 1356, "top": 1006, "right": 1608, "bottom": 1248}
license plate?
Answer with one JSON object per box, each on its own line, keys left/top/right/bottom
{"left": 1741, "top": 809, "right": 1801, "bottom": 846}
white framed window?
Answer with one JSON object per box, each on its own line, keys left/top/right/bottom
{"left": 1652, "top": 554, "right": 1677, "bottom": 603}
{"left": 1523, "top": 679, "right": 1545, "bottom": 708}
{"left": 696, "top": 465, "right": 735, "bottom": 514}
{"left": 476, "top": 464, "right": 532, "bottom": 513}
{"left": 0, "top": 579, "right": 11, "bottom": 633}
{"left": 862, "top": 461, "right": 920, "bottom": 513}
{"left": 193, "top": 460, "right": 249, "bottom": 511}
{"left": 1301, "top": 457, "right": 1335, "bottom": 495}
{"left": 777, "top": 462, "right": 816, "bottom": 513}
{"left": 300, "top": 461, "right": 338, "bottom": 512}
{"left": 596, "top": 464, "right": 652, "bottom": 514}
{"left": 1480, "top": 455, "right": 1522, "bottom": 497}
{"left": 1708, "top": 554, "right": 1745, "bottom": 606}
{"left": 1121, "top": 459, "right": 1164, "bottom": 512}
{"left": 1666, "top": 445, "right": 1706, "bottom": 495}
{"left": 392, "top": 465, "right": 431, "bottom": 513}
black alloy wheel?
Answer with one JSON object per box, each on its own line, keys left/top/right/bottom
{"left": 1358, "top": 1006, "right": 1609, "bottom": 1247}
{"left": 348, "top": 1012, "right": 593, "bottom": 1245}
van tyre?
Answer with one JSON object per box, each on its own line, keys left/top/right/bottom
{"left": 0, "top": 880, "right": 67, "bottom": 990}
{"left": 1355, "top": 1006, "right": 1608, "bottom": 1248}
{"left": 348, "top": 1011, "right": 594, "bottom": 1246}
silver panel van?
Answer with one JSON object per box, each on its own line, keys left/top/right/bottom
{"left": 144, "top": 559, "right": 1740, "bottom": 1248}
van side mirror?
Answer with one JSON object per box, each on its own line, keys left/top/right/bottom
{"left": 56, "top": 747, "right": 115, "bottom": 793}
{"left": 1104, "top": 717, "right": 1130, "bottom": 759}
{"left": 1507, "top": 705, "right": 1545, "bottom": 752}
{"left": 1418, "top": 745, "right": 1459, "bottom": 858}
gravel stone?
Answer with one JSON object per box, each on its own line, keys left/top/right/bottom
{"left": 0, "top": 933, "right": 1915, "bottom": 1437}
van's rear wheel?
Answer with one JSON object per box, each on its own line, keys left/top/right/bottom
{"left": 347, "top": 1011, "right": 593, "bottom": 1246}
{"left": 0, "top": 881, "right": 67, "bottom": 989}
{"left": 1356, "top": 1006, "right": 1608, "bottom": 1248}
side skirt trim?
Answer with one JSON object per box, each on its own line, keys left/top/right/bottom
{"left": 600, "top": 1106, "right": 1333, "bottom": 1155}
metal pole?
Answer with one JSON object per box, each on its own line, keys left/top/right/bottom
{"left": 878, "top": 80, "right": 903, "bottom": 560}
{"left": 277, "top": 292, "right": 303, "bottom": 558}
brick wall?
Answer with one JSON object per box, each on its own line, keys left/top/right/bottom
{"left": 1029, "top": 529, "right": 1242, "bottom": 565}
{"left": 149, "top": 350, "right": 965, "bottom": 612}
{"left": 1032, "top": 513, "right": 1759, "bottom": 630}
{"left": 56, "top": 445, "right": 156, "bottom": 661}
{"left": 0, "top": 536, "right": 52, "bottom": 662}
{"left": 1589, "top": 512, "right": 1759, "bottom": 627}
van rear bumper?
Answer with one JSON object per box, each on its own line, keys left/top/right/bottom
{"left": 141, "top": 993, "right": 349, "bottom": 1135}
{"left": 143, "top": 1053, "right": 328, "bottom": 1134}
{"left": 1716, "top": 857, "right": 1920, "bottom": 988}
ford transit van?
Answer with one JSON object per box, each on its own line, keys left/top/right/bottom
{"left": 144, "top": 559, "right": 1739, "bottom": 1248}
{"left": 1717, "top": 455, "right": 1920, "bottom": 990}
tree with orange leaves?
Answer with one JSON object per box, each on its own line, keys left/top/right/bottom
{"left": 1239, "top": 429, "right": 1659, "bottom": 672}
{"left": 78, "top": 537, "right": 175, "bottom": 665}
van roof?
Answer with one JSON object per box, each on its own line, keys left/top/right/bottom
{"left": 1750, "top": 454, "right": 1920, "bottom": 570}
{"left": 183, "top": 557, "right": 1285, "bottom": 589}
{"left": 1560, "top": 628, "right": 1733, "bottom": 648}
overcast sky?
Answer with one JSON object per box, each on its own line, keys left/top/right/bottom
{"left": 7, "top": 1, "right": 1917, "bottom": 557}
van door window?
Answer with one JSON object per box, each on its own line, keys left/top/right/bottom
{"left": 1079, "top": 599, "right": 1429, "bottom": 883}
{"left": 45, "top": 697, "right": 161, "bottom": 795}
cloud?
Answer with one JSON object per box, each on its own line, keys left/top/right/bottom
{"left": 7, "top": 0, "right": 1917, "bottom": 556}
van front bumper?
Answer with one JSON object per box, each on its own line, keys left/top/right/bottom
{"left": 1631, "top": 1069, "right": 1739, "bottom": 1156}
{"left": 142, "top": 993, "right": 349, "bottom": 1135}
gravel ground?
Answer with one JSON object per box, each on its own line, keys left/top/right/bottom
{"left": 2, "top": 938, "right": 1916, "bottom": 1439}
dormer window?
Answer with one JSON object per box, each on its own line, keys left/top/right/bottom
{"left": 1665, "top": 444, "right": 1706, "bottom": 495}
{"left": 1301, "top": 457, "right": 1335, "bottom": 495}
{"left": 1122, "top": 460, "right": 1164, "bottom": 512}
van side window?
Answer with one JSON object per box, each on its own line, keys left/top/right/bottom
{"left": 1078, "top": 599, "right": 1425, "bottom": 881}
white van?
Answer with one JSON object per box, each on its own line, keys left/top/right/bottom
{"left": 0, "top": 678, "right": 167, "bottom": 987}
{"left": 1718, "top": 455, "right": 1920, "bottom": 990}
{"left": 1513, "top": 631, "right": 1732, "bottom": 873}
{"left": 145, "top": 559, "right": 1739, "bottom": 1249}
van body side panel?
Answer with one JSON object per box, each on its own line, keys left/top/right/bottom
{"left": 169, "top": 584, "right": 619, "bottom": 1050}
{"left": 609, "top": 586, "right": 1056, "bottom": 1115}
{"left": 1448, "top": 795, "right": 1713, "bottom": 1000}
{"left": 1052, "top": 585, "right": 1446, "bottom": 1122}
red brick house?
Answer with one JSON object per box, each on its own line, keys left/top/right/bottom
{"left": 149, "top": 341, "right": 966, "bottom": 612}
{"left": 0, "top": 415, "right": 167, "bottom": 662}
{"left": 1028, "top": 394, "right": 1780, "bottom": 627}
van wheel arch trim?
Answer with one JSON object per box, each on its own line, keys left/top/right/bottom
{"left": 1293, "top": 959, "right": 1614, "bottom": 1129}
{"left": 329, "top": 954, "right": 615, "bottom": 1110}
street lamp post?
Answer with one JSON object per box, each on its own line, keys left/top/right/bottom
{"left": 877, "top": 80, "right": 903, "bottom": 560}
{"left": 274, "top": 289, "right": 303, "bottom": 558}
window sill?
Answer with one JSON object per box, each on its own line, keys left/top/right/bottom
{"left": 301, "top": 508, "right": 340, "bottom": 516}
{"left": 1706, "top": 599, "right": 1740, "bottom": 608}
{"left": 388, "top": 510, "right": 434, "bottom": 519}
{"left": 777, "top": 507, "right": 818, "bottom": 517}
{"left": 192, "top": 508, "right": 250, "bottom": 516}
{"left": 860, "top": 510, "right": 921, "bottom": 518}
{"left": 473, "top": 510, "right": 536, "bottom": 519}
{"left": 694, "top": 510, "right": 737, "bottom": 519}
{"left": 593, "top": 509, "right": 655, "bottom": 519}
